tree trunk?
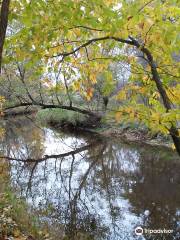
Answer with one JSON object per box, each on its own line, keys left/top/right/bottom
{"left": 146, "top": 53, "right": 180, "bottom": 156}
{"left": 0, "top": 0, "right": 10, "bottom": 73}
{"left": 170, "top": 126, "right": 180, "bottom": 156}
{"left": 128, "top": 37, "right": 180, "bottom": 157}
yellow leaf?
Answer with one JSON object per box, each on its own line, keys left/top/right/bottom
{"left": 116, "top": 90, "right": 126, "bottom": 101}
{"left": 86, "top": 88, "right": 93, "bottom": 101}
{"left": 89, "top": 73, "right": 97, "bottom": 84}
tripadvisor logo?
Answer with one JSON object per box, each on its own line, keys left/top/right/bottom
{"left": 135, "top": 226, "right": 143, "bottom": 236}
{"left": 134, "top": 226, "right": 173, "bottom": 236}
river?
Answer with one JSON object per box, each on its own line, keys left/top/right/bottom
{"left": 0, "top": 116, "right": 180, "bottom": 240}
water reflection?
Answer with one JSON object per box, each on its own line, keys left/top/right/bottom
{"left": 0, "top": 117, "right": 180, "bottom": 240}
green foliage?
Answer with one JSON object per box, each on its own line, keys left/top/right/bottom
{"left": 1, "top": 0, "right": 180, "bottom": 148}
{"left": 36, "top": 109, "right": 87, "bottom": 126}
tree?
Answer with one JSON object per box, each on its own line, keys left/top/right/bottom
{"left": 0, "top": 0, "right": 10, "bottom": 131}
{"left": 3, "top": 0, "right": 180, "bottom": 155}
{"left": 0, "top": 0, "right": 10, "bottom": 73}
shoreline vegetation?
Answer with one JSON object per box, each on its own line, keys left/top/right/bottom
{"left": 0, "top": 191, "right": 43, "bottom": 240}
{"left": 3, "top": 108, "right": 173, "bottom": 150}
{"left": 0, "top": 160, "right": 44, "bottom": 240}
{"left": 4, "top": 108, "right": 173, "bottom": 149}
{"left": 36, "top": 108, "right": 173, "bottom": 150}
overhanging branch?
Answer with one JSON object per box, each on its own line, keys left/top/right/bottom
{"left": 4, "top": 102, "right": 100, "bottom": 117}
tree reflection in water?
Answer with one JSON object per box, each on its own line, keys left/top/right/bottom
{"left": 0, "top": 117, "right": 180, "bottom": 240}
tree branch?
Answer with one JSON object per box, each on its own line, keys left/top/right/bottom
{"left": 4, "top": 101, "right": 100, "bottom": 117}
{"left": 50, "top": 36, "right": 134, "bottom": 58}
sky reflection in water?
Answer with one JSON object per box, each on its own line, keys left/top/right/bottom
{"left": 1, "top": 117, "right": 180, "bottom": 240}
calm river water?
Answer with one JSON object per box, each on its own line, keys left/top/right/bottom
{"left": 1, "top": 117, "right": 180, "bottom": 240}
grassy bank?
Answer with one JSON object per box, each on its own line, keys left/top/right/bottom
{"left": 36, "top": 109, "right": 87, "bottom": 127}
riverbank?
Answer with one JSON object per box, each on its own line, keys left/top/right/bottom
{"left": 35, "top": 108, "right": 173, "bottom": 149}
{"left": 47, "top": 120, "right": 173, "bottom": 150}
{"left": 2, "top": 108, "right": 174, "bottom": 150}
{"left": 96, "top": 126, "right": 172, "bottom": 149}
{"left": 0, "top": 159, "right": 48, "bottom": 240}
{"left": 0, "top": 192, "right": 40, "bottom": 240}
{"left": 0, "top": 191, "right": 56, "bottom": 240}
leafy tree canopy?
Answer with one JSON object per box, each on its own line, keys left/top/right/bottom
{"left": 1, "top": 0, "right": 180, "bottom": 153}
